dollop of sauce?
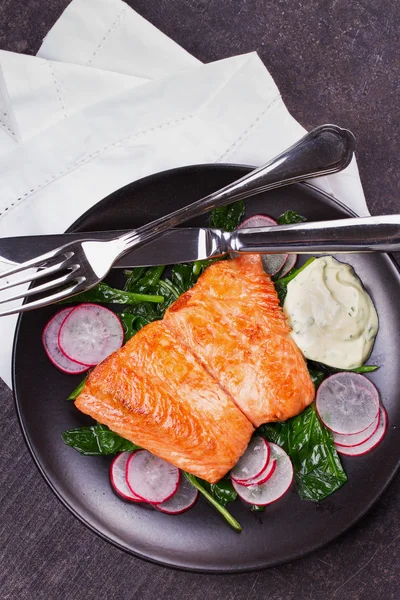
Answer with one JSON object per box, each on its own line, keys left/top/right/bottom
{"left": 283, "top": 256, "right": 378, "bottom": 369}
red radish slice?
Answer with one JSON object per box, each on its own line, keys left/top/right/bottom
{"left": 230, "top": 436, "right": 270, "bottom": 483}
{"left": 42, "top": 308, "right": 90, "bottom": 374}
{"left": 232, "top": 443, "right": 293, "bottom": 506}
{"left": 333, "top": 409, "right": 380, "bottom": 448}
{"left": 239, "top": 458, "right": 277, "bottom": 487}
{"left": 126, "top": 450, "right": 180, "bottom": 503}
{"left": 110, "top": 452, "right": 144, "bottom": 502}
{"left": 261, "top": 254, "right": 288, "bottom": 276}
{"left": 155, "top": 475, "right": 199, "bottom": 514}
{"left": 277, "top": 253, "right": 297, "bottom": 278}
{"left": 316, "top": 372, "right": 380, "bottom": 435}
{"left": 59, "top": 303, "right": 123, "bottom": 366}
{"left": 236, "top": 214, "right": 288, "bottom": 276}
{"left": 336, "top": 405, "right": 387, "bottom": 456}
{"left": 239, "top": 214, "right": 278, "bottom": 228}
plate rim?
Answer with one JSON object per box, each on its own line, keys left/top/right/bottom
{"left": 11, "top": 163, "right": 400, "bottom": 573}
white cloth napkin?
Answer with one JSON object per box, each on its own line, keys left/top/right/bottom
{"left": 0, "top": 0, "right": 367, "bottom": 387}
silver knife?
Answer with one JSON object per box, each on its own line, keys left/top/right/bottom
{"left": 0, "top": 228, "right": 224, "bottom": 267}
{"left": 3, "top": 215, "right": 400, "bottom": 268}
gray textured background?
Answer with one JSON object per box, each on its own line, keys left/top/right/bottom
{"left": 0, "top": 1, "right": 399, "bottom": 599}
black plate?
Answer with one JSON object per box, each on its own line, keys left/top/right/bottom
{"left": 12, "top": 165, "right": 400, "bottom": 572}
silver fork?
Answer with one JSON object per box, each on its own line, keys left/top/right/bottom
{"left": 0, "top": 124, "right": 355, "bottom": 316}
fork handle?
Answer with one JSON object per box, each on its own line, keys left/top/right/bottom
{"left": 117, "top": 124, "right": 355, "bottom": 254}
{"left": 229, "top": 215, "right": 400, "bottom": 254}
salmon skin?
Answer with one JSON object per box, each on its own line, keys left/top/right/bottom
{"left": 75, "top": 254, "right": 314, "bottom": 483}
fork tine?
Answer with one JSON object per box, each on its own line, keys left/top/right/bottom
{"left": 0, "top": 271, "right": 83, "bottom": 305}
{"left": 0, "top": 247, "right": 74, "bottom": 281}
{"left": 0, "top": 281, "right": 86, "bottom": 317}
{"left": 0, "top": 258, "right": 76, "bottom": 293}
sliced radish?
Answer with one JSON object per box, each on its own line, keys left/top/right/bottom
{"left": 238, "top": 458, "right": 277, "bottom": 487}
{"left": 237, "top": 214, "right": 288, "bottom": 276}
{"left": 230, "top": 436, "right": 270, "bottom": 483}
{"left": 42, "top": 308, "right": 90, "bottom": 374}
{"left": 126, "top": 450, "right": 180, "bottom": 503}
{"left": 232, "top": 443, "right": 293, "bottom": 506}
{"left": 333, "top": 410, "right": 380, "bottom": 448}
{"left": 316, "top": 372, "right": 380, "bottom": 435}
{"left": 59, "top": 303, "right": 124, "bottom": 366}
{"left": 277, "top": 253, "right": 297, "bottom": 278}
{"left": 336, "top": 405, "right": 387, "bottom": 456}
{"left": 155, "top": 475, "right": 199, "bottom": 514}
{"left": 239, "top": 214, "right": 278, "bottom": 228}
{"left": 261, "top": 254, "right": 288, "bottom": 276}
{"left": 110, "top": 451, "right": 144, "bottom": 502}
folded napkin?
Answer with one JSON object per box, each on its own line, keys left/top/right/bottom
{"left": 0, "top": 0, "right": 367, "bottom": 387}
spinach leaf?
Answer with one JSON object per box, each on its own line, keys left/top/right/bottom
{"left": 123, "top": 301, "right": 161, "bottom": 321}
{"left": 60, "top": 282, "right": 164, "bottom": 305}
{"left": 170, "top": 261, "right": 221, "bottom": 294}
{"left": 259, "top": 404, "right": 347, "bottom": 502}
{"left": 156, "top": 279, "right": 181, "bottom": 309}
{"left": 274, "top": 257, "right": 316, "bottom": 304}
{"left": 307, "top": 359, "right": 379, "bottom": 378}
{"left": 273, "top": 281, "right": 289, "bottom": 307}
{"left": 123, "top": 267, "right": 147, "bottom": 291}
{"left": 62, "top": 424, "right": 140, "bottom": 456}
{"left": 124, "top": 266, "right": 165, "bottom": 293}
{"left": 119, "top": 312, "right": 154, "bottom": 342}
{"left": 307, "top": 365, "right": 326, "bottom": 390}
{"left": 171, "top": 263, "right": 199, "bottom": 295}
{"left": 277, "top": 210, "right": 307, "bottom": 225}
{"left": 184, "top": 472, "right": 241, "bottom": 532}
{"left": 124, "top": 266, "right": 183, "bottom": 318}
{"left": 67, "top": 376, "right": 88, "bottom": 400}
{"left": 261, "top": 420, "right": 290, "bottom": 449}
{"left": 208, "top": 200, "right": 245, "bottom": 232}
{"left": 173, "top": 259, "right": 224, "bottom": 289}
{"left": 118, "top": 290, "right": 175, "bottom": 342}
{"left": 200, "top": 478, "right": 237, "bottom": 507}
{"left": 288, "top": 405, "right": 347, "bottom": 501}
{"left": 350, "top": 365, "right": 379, "bottom": 373}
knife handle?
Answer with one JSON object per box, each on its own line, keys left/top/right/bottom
{"left": 230, "top": 215, "right": 400, "bottom": 254}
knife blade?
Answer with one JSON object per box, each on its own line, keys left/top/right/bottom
{"left": 0, "top": 228, "right": 226, "bottom": 267}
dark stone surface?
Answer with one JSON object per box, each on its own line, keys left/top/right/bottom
{"left": 0, "top": 1, "right": 399, "bottom": 598}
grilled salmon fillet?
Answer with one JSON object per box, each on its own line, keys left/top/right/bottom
{"left": 75, "top": 320, "right": 254, "bottom": 483}
{"left": 75, "top": 254, "right": 314, "bottom": 482}
{"left": 165, "top": 254, "right": 314, "bottom": 426}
